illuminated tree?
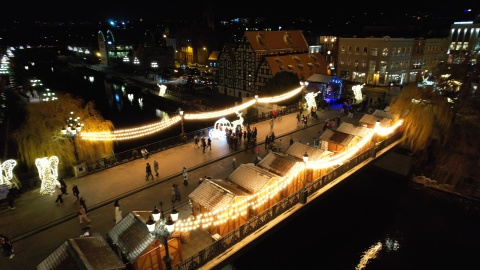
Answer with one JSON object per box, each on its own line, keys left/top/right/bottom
{"left": 12, "top": 93, "right": 115, "bottom": 176}
{"left": 389, "top": 69, "right": 480, "bottom": 192}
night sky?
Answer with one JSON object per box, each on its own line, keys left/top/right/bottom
{"left": 1, "top": 1, "right": 477, "bottom": 23}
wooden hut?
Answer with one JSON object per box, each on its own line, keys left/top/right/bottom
{"left": 188, "top": 179, "right": 250, "bottom": 236}
{"left": 318, "top": 129, "right": 359, "bottom": 154}
{"left": 256, "top": 151, "right": 304, "bottom": 197}
{"left": 285, "top": 142, "right": 334, "bottom": 182}
{"left": 226, "top": 164, "right": 283, "bottom": 215}
{"left": 37, "top": 235, "right": 125, "bottom": 270}
{"left": 337, "top": 122, "right": 373, "bottom": 153}
{"left": 359, "top": 109, "right": 393, "bottom": 128}
{"left": 106, "top": 212, "right": 182, "bottom": 270}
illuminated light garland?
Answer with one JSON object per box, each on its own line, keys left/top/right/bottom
{"left": 80, "top": 116, "right": 181, "bottom": 141}
{"left": 0, "top": 159, "right": 17, "bottom": 186}
{"left": 36, "top": 156, "right": 60, "bottom": 195}
{"left": 173, "top": 119, "right": 403, "bottom": 233}
{"left": 257, "top": 87, "right": 302, "bottom": 103}
{"left": 184, "top": 100, "right": 256, "bottom": 120}
{"left": 77, "top": 87, "right": 302, "bottom": 141}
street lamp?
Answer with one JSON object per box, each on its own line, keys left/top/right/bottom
{"left": 300, "top": 152, "right": 309, "bottom": 204}
{"left": 179, "top": 110, "right": 185, "bottom": 136}
{"left": 61, "top": 111, "right": 83, "bottom": 163}
{"left": 146, "top": 212, "right": 176, "bottom": 270}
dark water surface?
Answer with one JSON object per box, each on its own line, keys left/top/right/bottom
{"left": 229, "top": 167, "right": 480, "bottom": 270}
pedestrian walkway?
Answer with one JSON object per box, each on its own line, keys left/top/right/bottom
{"left": 0, "top": 103, "right": 366, "bottom": 269}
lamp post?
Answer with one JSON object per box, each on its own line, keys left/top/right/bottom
{"left": 61, "top": 111, "right": 83, "bottom": 163}
{"left": 179, "top": 110, "right": 185, "bottom": 137}
{"left": 300, "top": 152, "right": 309, "bottom": 204}
{"left": 146, "top": 207, "right": 176, "bottom": 270}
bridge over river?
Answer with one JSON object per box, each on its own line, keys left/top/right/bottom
{"left": 0, "top": 105, "right": 409, "bottom": 270}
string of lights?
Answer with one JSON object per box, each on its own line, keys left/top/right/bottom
{"left": 79, "top": 87, "right": 302, "bottom": 141}
{"left": 173, "top": 120, "right": 403, "bottom": 232}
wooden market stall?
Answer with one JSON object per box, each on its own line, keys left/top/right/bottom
{"left": 226, "top": 164, "right": 283, "bottom": 215}
{"left": 284, "top": 142, "right": 334, "bottom": 182}
{"left": 106, "top": 212, "right": 182, "bottom": 270}
{"left": 37, "top": 235, "right": 125, "bottom": 270}
{"left": 188, "top": 179, "right": 250, "bottom": 236}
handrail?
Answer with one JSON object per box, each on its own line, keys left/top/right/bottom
{"left": 173, "top": 130, "right": 403, "bottom": 270}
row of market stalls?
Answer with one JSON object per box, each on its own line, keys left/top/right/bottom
{"left": 37, "top": 109, "right": 395, "bottom": 270}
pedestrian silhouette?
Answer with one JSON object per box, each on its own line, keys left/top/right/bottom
{"left": 72, "top": 185, "right": 80, "bottom": 200}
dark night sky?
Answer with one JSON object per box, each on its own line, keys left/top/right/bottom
{"left": 1, "top": 1, "right": 477, "bottom": 23}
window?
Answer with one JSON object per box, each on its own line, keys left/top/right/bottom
{"left": 370, "top": 48, "right": 378, "bottom": 56}
{"left": 363, "top": 47, "right": 368, "bottom": 54}
{"left": 355, "top": 46, "right": 360, "bottom": 53}
{"left": 382, "top": 48, "right": 389, "bottom": 56}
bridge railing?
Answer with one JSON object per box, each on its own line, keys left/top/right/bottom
{"left": 175, "top": 129, "right": 403, "bottom": 270}
{"left": 82, "top": 104, "right": 299, "bottom": 176}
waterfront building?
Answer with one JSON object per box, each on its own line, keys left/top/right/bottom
{"left": 217, "top": 30, "right": 328, "bottom": 98}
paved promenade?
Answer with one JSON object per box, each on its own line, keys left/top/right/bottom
{"left": 0, "top": 101, "right": 370, "bottom": 269}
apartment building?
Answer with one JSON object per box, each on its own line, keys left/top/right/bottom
{"left": 336, "top": 36, "right": 449, "bottom": 86}
{"left": 447, "top": 19, "right": 480, "bottom": 65}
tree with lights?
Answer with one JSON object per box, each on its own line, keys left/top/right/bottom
{"left": 389, "top": 69, "right": 480, "bottom": 194}
{"left": 12, "top": 93, "right": 115, "bottom": 176}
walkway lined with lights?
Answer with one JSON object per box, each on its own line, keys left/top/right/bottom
{"left": 79, "top": 87, "right": 303, "bottom": 141}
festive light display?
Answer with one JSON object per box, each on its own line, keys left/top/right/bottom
{"left": 173, "top": 119, "right": 403, "bottom": 232}
{"left": 0, "top": 159, "right": 17, "bottom": 186}
{"left": 80, "top": 87, "right": 302, "bottom": 141}
{"left": 304, "top": 91, "right": 320, "bottom": 112}
{"left": 36, "top": 156, "right": 60, "bottom": 195}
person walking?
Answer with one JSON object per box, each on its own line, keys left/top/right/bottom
{"left": 171, "top": 184, "right": 177, "bottom": 202}
{"left": 0, "top": 234, "right": 15, "bottom": 259}
{"left": 72, "top": 184, "right": 80, "bottom": 200}
{"left": 145, "top": 162, "right": 154, "bottom": 181}
{"left": 194, "top": 135, "right": 200, "bottom": 148}
{"left": 6, "top": 190, "right": 15, "bottom": 210}
{"left": 201, "top": 136, "right": 207, "bottom": 153}
{"left": 207, "top": 137, "right": 212, "bottom": 150}
{"left": 114, "top": 200, "right": 122, "bottom": 224}
{"left": 55, "top": 185, "right": 64, "bottom": 204}
{"left": 59, "top": 178, "right": 69, "bottom": 197}
{"left": 182, "top": 167, "right": 189, "bottom": 186}
{"left": 232, "top": 158, "right": 237, "bottom": 170}
{"left": 78, "top": 204, "right": 91, "bottom": 224}
{"left": 174, "top": 184, "right": 181, "bottom": 201}
{"left": 79, "top": 197, "right": 88, "bottom": 213}
{"left": 290, "top": 137, "right": 294, "bottom": 146}
{"left": 153, "top": 160, "right": 159, "bottom": 177}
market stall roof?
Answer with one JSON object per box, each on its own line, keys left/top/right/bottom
{"left": 188, "top": 179, "right": 249, "bottom": 212}
{"left": 306, "top": 74, "right": 335, "bottom": 84}
{"left": 257, "top": 152, "right": 298, "bottom": 176}
{"left": 37, "top": 235, "right": 125, "bottom": 270}
{"left": 285, "top": 141, "right": 332, "bottom": 161}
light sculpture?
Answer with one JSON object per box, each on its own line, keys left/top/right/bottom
{"left": 35, "top": 156, "right": 60, "bottom": 195}
{"left": 0, "top": 159, "right": 17, "bottom": 186}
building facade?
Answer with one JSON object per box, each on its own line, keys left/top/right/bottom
{"left": 217, "top": 30, "right": 328, "bottom": 98}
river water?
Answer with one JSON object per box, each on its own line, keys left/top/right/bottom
{"left": 25, "top": 62, "right": 212, "bottom": 153}
{"left": 23, "top": 63, "right": 480, "bottom": 270}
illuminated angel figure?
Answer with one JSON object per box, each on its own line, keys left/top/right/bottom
{"left": 0, "top": 159, "right": 17, "bottom": 186}
{"left": 36, "top": 156, "right": 60, "bottom": 195}
{"left": 304, "top": 91, "right": 320, "bottom": 112}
